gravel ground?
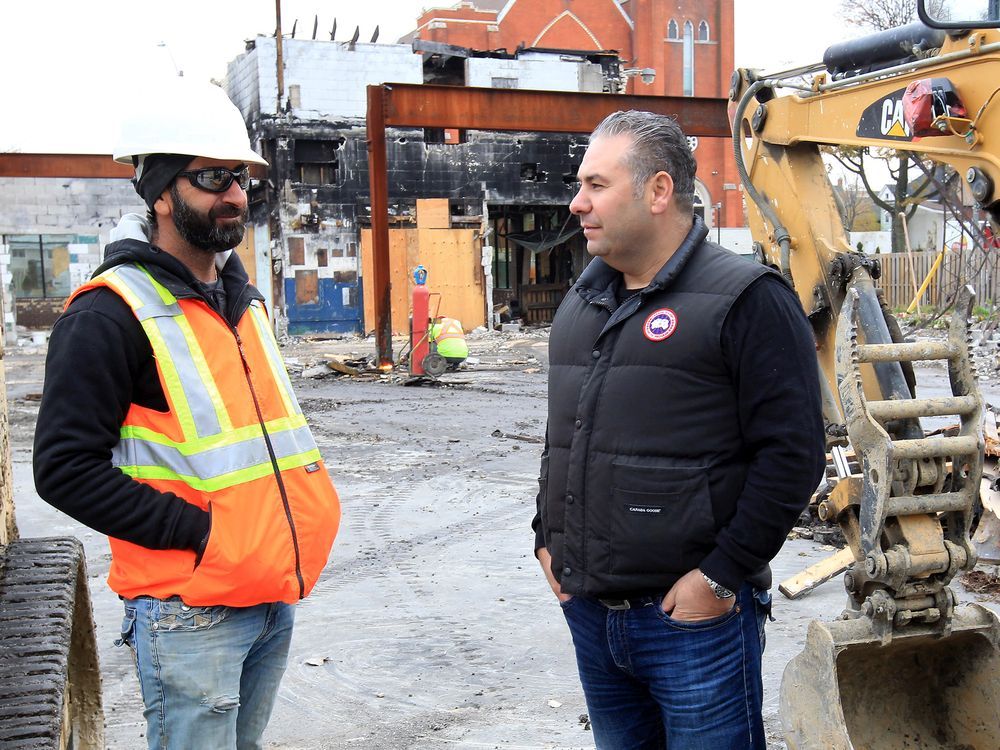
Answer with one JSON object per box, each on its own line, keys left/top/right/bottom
{"left": 6, "top": 327, "right": 1000, "bottom": 749}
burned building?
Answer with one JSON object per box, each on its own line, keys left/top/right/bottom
{"left": 225, "top": 35, "right": 626, "bottom": 335}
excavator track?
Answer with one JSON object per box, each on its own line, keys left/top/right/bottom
{"left": 0, "top": 537, "right": 103, "bottom": 749}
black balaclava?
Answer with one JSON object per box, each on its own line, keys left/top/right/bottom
{"left": 134, "top": 153, "right": 194, "bottom": 209}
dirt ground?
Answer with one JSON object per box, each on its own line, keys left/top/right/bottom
{"left": 7, "top": 329, "right": 1000, "bottom": 749}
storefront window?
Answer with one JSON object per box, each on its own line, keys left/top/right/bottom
{"left": 6, "top": 234, "right": 79, "bottom": 298}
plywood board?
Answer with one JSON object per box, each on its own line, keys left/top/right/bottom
{"left": 295, "top": 269, "right": 319, "bottom": 305}
{"left": 417, "top": 228, "right": 484, "bottom": 331}
{"left": 288, "top": 236, "right": 306, "bottom": 267}
{"left": 361, "top": 228, "right": 418, "bottom": 335}
{"left": 778, "top": 547, "right": 854, "bottom": 600}
{"left": 362, "top": 227, "right": 485, "bottom": 335}
{"left": 416, "top": 199, "right": 450, "bottom": 230}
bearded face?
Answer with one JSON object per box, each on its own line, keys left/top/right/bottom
{"left": 170, "top": 182, "right": 248, "bottom": 252}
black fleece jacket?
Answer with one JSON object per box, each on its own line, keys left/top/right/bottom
{"left": 33, "top": 237, "right": 264, "bottom": 553}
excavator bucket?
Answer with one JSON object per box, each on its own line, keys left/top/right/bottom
{"left": 781, "top": 605, "right": 1000, "bottom": 749}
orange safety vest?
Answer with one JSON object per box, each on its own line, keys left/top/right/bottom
{"left": 68, "top": 263, "right": 340, "bottom": 607}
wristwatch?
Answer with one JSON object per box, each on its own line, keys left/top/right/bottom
{"left": 700, "top": 571, "right": 735, "bottom": 599}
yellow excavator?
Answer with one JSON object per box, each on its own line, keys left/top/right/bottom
{"left": 0, "top": 340, "right": 103, "bottom": 744}
{"left": 732, "top": 1, "right": 1000, "bottom": 746}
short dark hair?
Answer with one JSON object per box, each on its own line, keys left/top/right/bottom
{"left": 591, "top": 110, "right": 697, "bottom": 213}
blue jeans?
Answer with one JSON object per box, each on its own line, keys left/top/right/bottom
{"left": 117, "top": 596, "right": 294, "bottom": 750}
{"left": 561, "top": 584, "right": 769, "bottom": 750}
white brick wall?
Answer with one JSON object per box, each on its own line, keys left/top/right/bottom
{"left": 225, "top": 38, "right": 610, "bottom": 122}
{"left": 225, "top": 44, "right": 261, "bottom": 122}
{"left": 242, "top": 38, "right": 422, "bottom": 120}
{"left": 466, "top": 56, "right": 593, "bottom": 91}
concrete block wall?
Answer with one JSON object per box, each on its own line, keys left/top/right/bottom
{"left": 246, "top": 38, "right": 422, "bottom": 120}
{"left": 0, "top": 177, "right": 143, "bottom": 331}
{"left": 0, "top": 177, "right": 142, "bottom": 240}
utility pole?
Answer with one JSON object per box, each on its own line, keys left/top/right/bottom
{"left": 275, "top": 0, "right": 285, "bottom": 113}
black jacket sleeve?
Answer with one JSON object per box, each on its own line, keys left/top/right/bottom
{"left": 697, "top": 274, "right": 827, "bottom": 592}
{"left": 32, "top": 288, "right": 210, "bottom": 551}
{"left": 531, "top": 429, "right": 549, "bottom": 554}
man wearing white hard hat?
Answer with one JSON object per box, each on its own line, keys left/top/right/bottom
{"left": 34, "top": 80, "right": 341, "bottom": 749}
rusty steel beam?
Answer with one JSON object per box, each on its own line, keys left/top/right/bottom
{"left": 366, "top": 83, "right": 731, "bottom": 367}
{"left": 379, "top": 83, "right": 731, "bottom": 136}
{"left": 0, "top": 154, "right": 132, "bottom": 179}
{"left": 366, "top": 87, "right": 394, "bottom": 368}
{"left": 0, "top": 154, "right": 268, "bottom": 180}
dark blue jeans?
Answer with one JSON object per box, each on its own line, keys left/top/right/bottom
{"left": 561, "top": 584, "right": 769, "bottom": 750}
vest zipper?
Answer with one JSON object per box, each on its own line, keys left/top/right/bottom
{"left": 231, "top": 323, "right": 306, "bottom": 600}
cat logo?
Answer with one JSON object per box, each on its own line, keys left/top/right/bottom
{"left": 856, "top": 87, "right": 914, "bottom": 142}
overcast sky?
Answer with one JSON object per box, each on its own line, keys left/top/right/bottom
{"left": 0, "top": 1, "right": 856, "bottom": 153}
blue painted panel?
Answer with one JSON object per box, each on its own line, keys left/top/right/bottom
{"left": 285, "top": 278, "right": 363, "bottom": 334}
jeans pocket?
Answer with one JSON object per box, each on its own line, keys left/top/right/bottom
{"left": 754, "top": 588, "right": 772, "bottom": 651}
{"left": 656, "top": 602, "right": 740, "bottom": 632}
{"left": 154, "top": 597, "right": 229, "bottom": 632}
{"left": 115, "top": 605, "right": 137, "bottom": 648}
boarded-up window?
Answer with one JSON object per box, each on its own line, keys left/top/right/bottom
{"left": 294, "top": 139, "right": 338, "bottom": 185}
{"left": 346, "top": 243, "right": 358, "bottom": 258}
{"left": 288, "top": 237, "right": 305, "bottom": 266}
{"left": 331, "top": 246, "right": 344, "bottom": 258}
{"left": 295, "top": 269, "right": 319, "bottom": 305}
{"left": 316, "top": 248, "right": 328, "bottom": 267}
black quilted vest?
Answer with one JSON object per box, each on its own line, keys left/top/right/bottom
{"left": 542, "top": 217, "right": 773, "bottom": 596}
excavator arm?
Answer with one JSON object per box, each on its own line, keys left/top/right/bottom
{"left": 731, "top": 10, "right": 1000, "bottom": 749}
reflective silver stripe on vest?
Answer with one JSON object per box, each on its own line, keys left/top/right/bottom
{"left": 112, "top": 423, "right": 319, "bottom": 481}
{"left": 110, "top": 265, "right": 223, "bottom": 438}
{"left": 248, "top": 301, "right": 302, "bottom": 416}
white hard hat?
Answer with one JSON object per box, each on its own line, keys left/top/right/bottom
{"left": 113, "top": 78, "right": 267, "bottom": 166}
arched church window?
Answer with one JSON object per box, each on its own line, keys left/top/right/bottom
{"left": 683, "top": 21, "right": 694, "bottom": 96}
{"left": 699, "top": 20, "right": 710, "bottom": 41}
{"left": 692, "top": 192, "right": 705, "bottom": 221}
{"left": 667, "top": 19, "right": 679, "bottom": 39}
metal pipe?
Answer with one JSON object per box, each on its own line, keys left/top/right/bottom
{"left": 866, "top": 395, "right": 979, "bottom": 420}
{"left": 892, "top": 435, "right": 981, "bottom": 459}
{"left": 857, "top": 341, "right": 956, "bottom": 363}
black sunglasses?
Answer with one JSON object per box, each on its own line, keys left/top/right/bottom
{"left": 177, "top": 166, "right": 250, "bottom": 193}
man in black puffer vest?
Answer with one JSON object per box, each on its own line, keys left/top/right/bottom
{"left": 532, "top": 111, "right": 826, "bottom": 749}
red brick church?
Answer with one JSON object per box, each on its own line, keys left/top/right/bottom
{"left": 404, "top": 0, "right": 741, "bottom": 228}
